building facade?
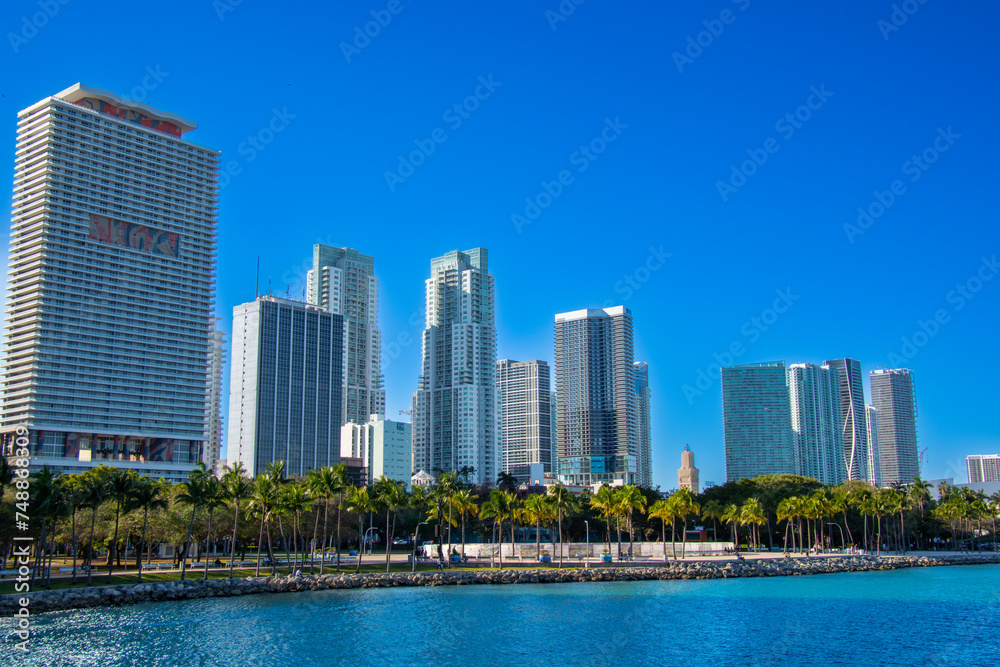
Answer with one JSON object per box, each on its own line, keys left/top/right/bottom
{"left": 554, "top": 306, "right": 637, "bottom": 486}
{"left": 869, "top": 368, "right": 919, "bottom": 486}
{"left": 678, "top": 445, "right": 699, "bottom": 493}
{"left": 306, "top": 245, "right": 384, "bottom": 426}
{"left": 497, "top": 359, "right": 553, "bottom": 484}
{"left": 787, "top": 363, "right": 844, "bottom": 485}
{"left": 722, "top": 362, "right": 792, "bottom": 483}
{"left": 411, "top": 249, "right": 499, "bottom": 485}
{"left": 967, "top": 454, "right": 1000, "bottom": 484}
{"left": 0, "top": 84, "right": 218, "bottom": 483}
{"left": 865, "top": 405, "right": 882, "bottom": 487}
{"left": 227, "top": 296, "right": 344, "bottom": 478}
{"left": 824, "top": 358, "right": 870, "bottom": 481}
{"left": 205, "top": 320, "right": 227, "bottom": 473}
{"left": 634, "top": 361, "right": 653, "bottom": 488}
{"left": 341, "top": 415, "right": 412, "bottom": 489}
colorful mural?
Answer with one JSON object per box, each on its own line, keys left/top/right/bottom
{"left": 148, "top": 438, "right": 174, "bottom": 462}
{"left": 64, "top": 432, "right": 80, "bottom": 457}
{"left": 74, "top": 97, "right": 182, "bottom": 137}
{"left": 88, "top": 214, "right": 180, "bottom": 258}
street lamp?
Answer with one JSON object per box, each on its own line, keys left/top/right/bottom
{"left": 412, "top": 521, "right": 428, "bottom": 573}
{"left": 584, "top": 520, "right": 590, "bottom": 569}
{"left": 364, "top": 527, "right": 377, "bottom": 556}
{"left": 828, "top": 523, "right": 845, "bottom": 551}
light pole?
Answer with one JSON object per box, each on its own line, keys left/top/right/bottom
{"left": 364, "top": 527, "right": 377, "bottom": 556}
{"left": 412, "top": 521, "right": 428, "bottom": 573}
{"left": 584, "top": 520, "right": 590, "bottom": 569}
{"left": 828, "top": 523, "right": 845, "bottom": 551}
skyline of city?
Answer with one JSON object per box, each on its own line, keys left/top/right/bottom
{"left": 1, "top": 2, "right": 997, "bottom": 488}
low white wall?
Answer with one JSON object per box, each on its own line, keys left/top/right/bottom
{"left": 416, "top": 541, "right": 733, "bottom": 559}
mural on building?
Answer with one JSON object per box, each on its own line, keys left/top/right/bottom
{"left": 74, "top": 97, "right": 182, "bottom": 137}
{"left": 88, "top": 214, "right": 180, "bottom": 258}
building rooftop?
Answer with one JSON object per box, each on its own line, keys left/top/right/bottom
{"left": 47, "top": 83, "right": 198, "bottom": 134}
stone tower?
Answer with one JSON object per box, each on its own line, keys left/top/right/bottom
{"left": 678, "top": 445, "right": 699, "bottom": 493}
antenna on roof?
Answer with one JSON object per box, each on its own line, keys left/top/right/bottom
{"left": 255, "top": 255, "right": 260, "bottom": 298}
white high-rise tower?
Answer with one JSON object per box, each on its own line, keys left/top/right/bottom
{"left": 0, "top": 84, "right": 218, "bottom": 482}
{"left": 412, "top": 249, "right": 499, "bottom": 485}
{"left": 306, "top": 245, "right": 384, "bottom": 426}
{"left": 787, "top": 363, "right": 845, "bottom": 485}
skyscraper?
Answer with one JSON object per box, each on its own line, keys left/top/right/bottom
{"left": 205, "top": 320, "right": 227, "bottom": 473}
{"left": 824, "top": 358, "right": 869, "bottom": 481}
{"left": 554, "top": 306, "right": 637, "bottom": 486}
{"left": 412, "top": 249, "right": 499, "bottom": 485}
{"left": 634, "top": 361, "right": 653, "bottom": 487}
{"left": 869, "top": 368, "right": 919, "bottom": 486}
{"left": 678, "top": 445, "right": 699, "bottom": 493}
{"left": 787, "top": 363, "right": 844, "bottom": 485}
{"left": 228, "top": 296, "right": 344, "bottom": 478}
{"left": 722, "top": 362, "right": 792, "bottom": 483}
{"left": 306, "top": 245, "right": 384, "bottom": 426}
{"left": 497, "top": 359, "right": 553, "bottom": 483}
{"left": 550, "top": 392, "right": 559, "bottom": 475}
{"left": 966, "top": 454, "right": 1000, "bottom": 483}
{"left": 0, "top": 84, "right": 218, "bottom": 482}
{"left": 865, "top": 405, "right": 882, "bottom": 486}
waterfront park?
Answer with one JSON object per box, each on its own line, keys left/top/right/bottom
{"left": 3, "top": 459, "right": 998, "bottom": 597}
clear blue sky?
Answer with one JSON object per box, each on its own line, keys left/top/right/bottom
{"left": 2, "top": 0, "right": 997, "bottom": 487}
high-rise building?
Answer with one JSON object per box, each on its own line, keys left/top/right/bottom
{"left": 824, "top": 358, "right": 870, "bottom": 481}
{"left": 554, "top": 306, "right": 637, "bottom": 486}
{"left": 497, "top": 359, "right": 553, "bottom": 483}
{"left": 549, "top": 392, "right": 559, "bottom": 474}
{"left": 0, "top": 84, "right": 218, "bottom": 483}
{"left": 634, "top": 361, "right": 653, "bottom": 487}
{"left": 678, "top": 445, "right": 699, "bottom": 493}
{"left": 722, "top": 362, "right": 792, "bottom": 483}
{"left": 869, "top": 368, "right": 919, "bottom": 486}
{"left": 787, "top": 363, "right": 844, "bottom": 485}
{"left": 341, "top": 414, "right": 412, "bottom": 490}
{"left": 967, "top": 455, "right": 1000, "bottom": 483}
{"left": 227, "top": 296, "right": 344, "bottom": 478}
{"left": 306, "top": 245, "right": 384, "bottom": 426}
{"left": 865, "top": 405, "right": 882, "bottom": 486}
{"left": 412, "top": 249, "right": 499, "bottom": 485}
{"left": 205, "top": 320, "right": 227, "bottom": 473}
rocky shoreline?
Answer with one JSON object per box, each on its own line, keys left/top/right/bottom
{"left": 5, "top": 553, "right": 998, "bottom": 615}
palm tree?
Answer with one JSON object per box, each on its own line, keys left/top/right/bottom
{"left": 308, "top": 464, "right": 349, "bottom": 574}
{"left": 777, "top": 497, "right": 795, "bottom": 555}
{"left": 202, "top": 475, "right": 228, "bottom": 580}
{"left": 701, "top": 500, "right": 724, "bottom": 542}
{"left": 59, "top": 476, "right": 86, "bottom": 584}
{"left": 175, "top": 474, "right": 208, "bottom": 581}
{"left": 78, "top": 469, "right": 107, "bottom": 586}
{"left": 130, "top": 477, "right": 169, "bottom": 583}
{"left": 721, "top": 503, "right": 741, "bottom": 551}
{"left": 496, "top": 471, "right": 518, "bottom": 491}
{"left": 547, "top": 484, "right": 577, "bottom": 568}
{"left": 248, "top": 474, "right": 280, "bottom": 576}
{"left": 435, "top": 472, "right": 460, "bottom": 563}
{"left": 676, "top": 489, "right": 701, "bottom": 559}
{"left": 740, "top": 497, "right": 765, "bottom": 554}
{"left": 589, "top": 484, "right": 617, "bottom": 558}
{"left": 522, "top": 494, "right": 552, "bottom": 562}
{"left": 344, "top": 486, "right": 379, "bottom": 573}
{"left": 451, "top": 487, "right": 480, "bottom": 561}
{"left": 222, "top": 462, "right": 253, "bottom": 578}
{"left": 104, "top": 468, "right": 137, "bottom": 582}
{"left": 618, "top": 485, "right": 648, "bottom": 559}
{"left": 480, "top": 489, "right": 516, "bottom": 569}
{"left": 29, "top": 467, "right": 61, "bottom": 588}
{"left": 374, "top": 477, "right": 407, "bottom": 572}
{"left": 0, "top": 457, "right": 14, "bottom": 502}
{"left": 649, "top": 497, "right": 679, "bottom": 560}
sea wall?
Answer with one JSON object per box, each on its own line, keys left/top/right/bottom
{"left": 4, "top": 553, "right": 998, "bottom": 615}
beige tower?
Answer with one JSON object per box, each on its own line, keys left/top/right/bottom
{"left": 678, "top": 445, "right": 699, "bottom": 493}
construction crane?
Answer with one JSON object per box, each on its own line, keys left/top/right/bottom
{"left": 398, "top": 409, "right": 412, "bottom": 417}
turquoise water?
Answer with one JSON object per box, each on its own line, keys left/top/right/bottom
{"left": 8, "top": 565, "right": 1000, "bottom": 666}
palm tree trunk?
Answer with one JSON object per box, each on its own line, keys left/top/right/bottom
{"left": 385, "top": 510, "right": 392, "bottom": 573}
{"left": 255, "top": 516, "right": 264, "bottom": 577}
{"left": 681, "top": 516, "right": 688, "bottom": 560}
{"left": 181, "top": 506, "right": 196, "bottom": 582}
{"left": 844, "top": 510, "right": 854, "bottom": 546}
{"left": 71, "top": 509, "right": 79, "bottom": 585}
{"left": 229, "top": 500, "right": 240, "bottom": 579}
{"left": 138, "top": 507, "right": 149, "bottom": 584}
{"left": 319, "top": 498, "right": 330, "bottom": 575}
{"left": 204, "top": 510, "right": 214, "bottom": 580}
{"left": 87, "top": 508, "right": 97, "bottom": 586}
{"left": 671, "top": 518, "right": 678, "bottom": 561}
{"left": 107, "top": 504, "right": 121, "bottom": 583}
{"left": 310, "top": 503, "right": 321, "bottom": 575}
{"left": 498, "top": 520, "right": 504, "bottom": 570}
{"left": 335, "top": 504, "right": 343, "bottom": 572}
{"left": 557, "top": 515, "right": 563, "bottom": 569}
{"left": 355, "top": 513, "right": 363, "bottom": 574}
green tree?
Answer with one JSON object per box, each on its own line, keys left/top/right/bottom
{"left": 78, "top": 469, "right": 108, "bottom": 586}
{"left": 547, "top": 484, "right": 578, "bottom": 568}
{"left": 344, "top": 486, "right": 379, "bottom": 573}
{"left": 175, "top": 472, "right": 208, "bottom": 582}
{"left": 130, "top": 477, "right": 169, "bottom": 583}
{"left": 222, "top": 462, "right": 253, "bottom": 578}
{"left": 480, "top": 489, "right": 517, "bottom": 569}
{"left": 103, "top": 468, "right": 137, "bottom": 582}
{"left": 522, "top": 494, "right": 554, "bottom": 562}
{"left": 451, "top": 487, "right": 480, "bottom": 561}
{"left": 589, "top": 484, "right": 617, "bottom": 557}
{"left": 374, "top": 477, "right": 407, "bottom": 572}
{"left": 202, "top": 475, "right": 228, "bottom": 579}
{"left": 618, "top": 485, "right": 648, "bottom": 559}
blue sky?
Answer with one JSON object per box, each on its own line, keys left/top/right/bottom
{"left": 2, "top": 0, "right": 998, "bottom": 487}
